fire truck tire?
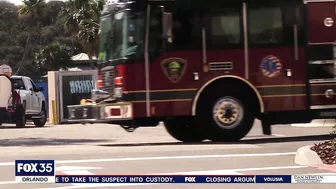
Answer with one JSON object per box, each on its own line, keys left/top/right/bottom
{"left": 15, "top": 104, "right": 26, "bottom": 128}
{"left": 163, "top": 117, "right": 205, "bottom": 142}
{"left": 197, "top": 92, "right": 255, "bottom": 142}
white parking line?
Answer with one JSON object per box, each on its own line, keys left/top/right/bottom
{"left": 272, "top": 134, "right": 286, "bottom": 137}
{"left": 57, "top": 167, "right": 102, "bottom": 171}
{"left": 0, "top": 152, "right": 296, "bottom": 166}
{"left": 0, "top": 181, "right": 16, "bottom": 185}
{"left": 165, "top": 165, "right": 307, "bottom": 174}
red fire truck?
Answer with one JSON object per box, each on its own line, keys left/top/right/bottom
{"left": 67, "top": 0, "right": 336, "bottom": 142}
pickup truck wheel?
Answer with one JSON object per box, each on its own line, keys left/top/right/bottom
{"left": 163, "top": 117, "right": 205, "bottom": 142}
{"left": 15, "top": 104, "right": 26, "bottom": 128}
{"left": 33, "top": 108, "right": 47, "bottom": 127}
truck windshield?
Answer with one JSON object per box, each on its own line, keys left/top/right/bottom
{"left": 10, "top": 78, "right": 25, "bottom": 90}
{"left": 98, "top": 10, "right": 145, "bottom": 63}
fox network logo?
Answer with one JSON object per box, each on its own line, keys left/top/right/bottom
{"left": 15, "top": 160, "right": 55, "bottom": 183}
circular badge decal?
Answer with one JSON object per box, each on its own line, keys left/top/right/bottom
{"left": 260, "top": 55, "right": 282, "bottom": 78}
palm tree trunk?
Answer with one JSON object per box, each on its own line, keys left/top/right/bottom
{"left": 15, "top": 34, "right": 31, "bottom": 75}
{"left": 88, "top": 53, "right": 95, "bottom": 69}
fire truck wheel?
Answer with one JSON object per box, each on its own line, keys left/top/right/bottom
{"left": 163, "top": 117, "right": 205, "bottom": 142}
{"left": 197, "top": 93, "right": 255, "bottom": 142}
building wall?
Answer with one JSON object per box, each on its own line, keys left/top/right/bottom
{"left": 35, "top": 81, "right": 49, "bottom": 117}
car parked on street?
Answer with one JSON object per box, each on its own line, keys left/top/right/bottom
{"left": 0, "top": 75, "right": 47, "bottom": 128}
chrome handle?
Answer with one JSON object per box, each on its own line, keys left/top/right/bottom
{"left": 285, "top": 69, "right": 292, "bottom": 77}
{"left": 144, "top": 4, "right": 151, "bottom": 117}
{"left": 83, "top": 108, "right": 88, "bottom": 118}
{"left": 193, "top": 72, "right": 199, "bottom": 81}
{"left": 324, "top": 17, "right": 334, "bottom": 27}
{"left": 293, "top": 25, "right": 299, "bottom": 61}
{"left": 70, "top": 109, "right": 75, "bottom": 118}
{"left": 325, "top": 89, "right": 334, "bottom": 98}
{"left": 202, "top": 27, "right": 207, "bottom": 65}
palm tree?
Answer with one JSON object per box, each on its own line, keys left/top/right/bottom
{"left": 18, "top": 0, "right": 45, "bottom": 20}
{"left": 62, "top": 0, "right": 105, "bottom": 63}
{"left": 15, "top": 0, "right": 45, "bottom": 75}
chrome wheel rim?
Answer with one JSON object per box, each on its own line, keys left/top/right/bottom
{"left": 212, "top": 97, "right": 244, "bottom": 129}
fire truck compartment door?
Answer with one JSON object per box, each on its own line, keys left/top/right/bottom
{"left": 306, "top": 1, "right": 336, "bottom": 44}
{"left": 306, "top": 1, "right": 336, "bottom": 110}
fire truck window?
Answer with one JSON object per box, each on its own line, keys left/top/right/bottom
{"left": 149, "top": 7, "right": 164, "bottom": 52}
{"left": 209, "top": 13, "right": 241, "bottom": 45}
{"left": 249, "top": 7, "right": 283, "bottom": 45}
{"left": 283, "top": 5, "right": 305, "bottom": 46}
{"left": 171, "top": 10, "right": 201, "bottom": 49}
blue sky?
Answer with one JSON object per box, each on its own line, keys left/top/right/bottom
{"left": 6, "top": 0, "right": 20, "bottom": 5}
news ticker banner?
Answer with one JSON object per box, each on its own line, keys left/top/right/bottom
{"left": 15, "top": 160, "right": 336, "bottom": 184}
{"left": 53, "top": 175, "right": 336, "bottom": 184}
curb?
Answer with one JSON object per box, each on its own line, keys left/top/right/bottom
{"left": 294, "top": 145, "right": 323, "bottom": 166}
{"left": 294, "top": 145, "right": 336, "bottom": 172}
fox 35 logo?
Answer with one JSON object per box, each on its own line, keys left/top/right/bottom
{"left": 15, "top": 160, "right": 55, "bottom": 176}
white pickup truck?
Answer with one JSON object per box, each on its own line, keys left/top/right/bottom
{"left": 0, "top": 75, "right": 47, "bottom": 127}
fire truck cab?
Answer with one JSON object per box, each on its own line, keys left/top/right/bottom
{"left": 68, "top": 0, "right": 336, "bottom": 142}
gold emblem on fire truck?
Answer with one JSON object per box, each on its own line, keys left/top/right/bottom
{"left": 161, "top": 57, "right": 187, "bottom": 83}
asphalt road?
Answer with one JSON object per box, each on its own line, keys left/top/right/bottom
{"left": 0, "top": 120, "right": 335, "bottom": 189}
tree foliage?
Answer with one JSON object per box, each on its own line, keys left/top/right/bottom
{"left": 35, "top": 42, "right": 74, "bottom": 73}
{"left": 0, "top": 0, "right": 105, "bottom": 76}
{"left": 62, "top": 0, "right": 105, "bottom": 60}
